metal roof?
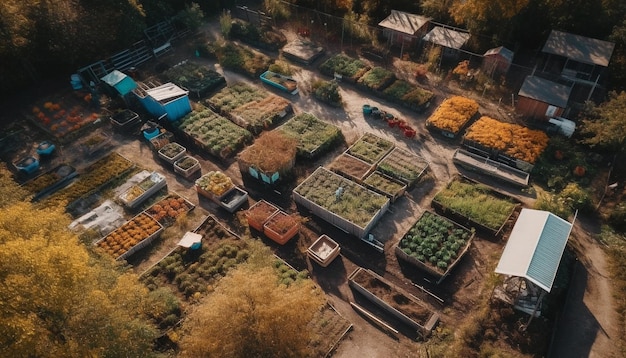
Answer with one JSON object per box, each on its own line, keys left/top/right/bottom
{"left": 378, "top": 10, "right": 430, "bottom": 35}
{"left": 495, "top": 209, "right": 573, "bottom": 292}
{"left": 542, "top": 30, "right": 615, "bottom": 67}
{"left": 484, "top": 46, "right": 514, "bottom": 63}
{"left": 423, "top": 26, "right": 470, "bottom": 49}
{"left": 145, "top": 83, "right": 188, "bottom": 103}
{"left": 518, "top": 75, "right": 571, "bottom": 108}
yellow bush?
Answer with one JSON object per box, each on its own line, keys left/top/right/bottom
{"left": 426, "top": 96, "right": 479, "bottom": 134}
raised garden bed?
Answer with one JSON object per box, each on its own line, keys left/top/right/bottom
{"left": 357, "top": 67, "right": 396, "bottom": 92}
{"left": 312, "top": 80, "right": 342, "bottom": 107}
{"left": 177, "top": 107, "right": 253, "bottom": 160}
{"left": 307, "top": 234, "right": 341, "bottom": 267}
{"left": 246, "top": 199, "right": 279, "bottom": 231}
{"left": 260, "top": 70, "right": 299, "bottom": 95}
{"left": 229, "top": 95, "right": 292, "bottom": 135}
{"left": 162, "top": 61, "right": 226, "bottom": 99}
{"left": 395, "top": 211, "right": 474, "bottom": 283}
{"left": 463, "top": 116, "right": 549, "bottom": 172}
{"left": 281, "top": 39, "right": 325, "bottom": 65}
{"left": 363, "top": 171, "right": 407, "bottom": 202}
{"left": 173, "top": 155, "right": 201, "bottom": 178}
{"left": 110, "top": 109, "right": 140, "bottom": 130}
{"left": 426, "top": 96, "right": 479, "bottom": 138}
{"left": 327, "top": 152, "right": 375, "bottom": 183}
{"left": 22, "top": 164, "right": 78, "bottom": 201}
{"left": 195, "top": 171, "right": 248, "bottom": 213}
{"left": 237, "top": 131, "right": 297, "bottom": 185}
{"left": 29, "top": 94, "right": 103, "bottom": 141}
{"left": 452, "top": 148, "right": 530, "bottom": 187}
{"left": 205, "top": 83, "right": 267, "bottom": 113}
{"left": 44, "top": 152, "right": 134, "bottom": 208}
{"left": 293, "top": 167, "right": 389, "bottom": 239}
{"left": 263, "top": 210, "right": 300, "bottom": 245}
{"left": 377, "top": 147, "right": 429, "bottom": 187}
{"left": 346, "top": 133, "right": 394, "bottom": 165}
{"left": 348, "top": 267, "right": 439, "bottom": 338}
{"left": 319, "top": 54, "right": 370, "bottom": 83}
{"left": 148, "top": 131, "right": 174, "bottom": 151}
{"left": 144, "top": 193, "right": 195, "bottom": 227}
{"left": 141, "top": 215, "right": 247, "bottom": 299}
{"left": 157, "top": 142, "right": 186, "bottom": 164}
{"left": 118, "top": 171, "right": 167, "bottom": 209}
{"left": 381, "top": 79, "right": 434, "bottom": 113}
{"left": 78, "top": 132, "right": 111, "bottom": 156}
{"left": 96, "top": 212, "right": 164, "bottom": 260}
{"left": 278, "top": 112, "right": 343, "bottom": 159}
{"left": 432, "top": 175, "right": 519, "bottom": 236}
{"left": 214, "top": 42, "right": 274, "bottom": 78}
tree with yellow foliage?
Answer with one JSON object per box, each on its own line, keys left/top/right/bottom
{"left": 0, "top": 165, "right": 160, "bottom": 357}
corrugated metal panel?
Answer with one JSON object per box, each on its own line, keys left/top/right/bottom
{"left": 526, "top": 214, "right": 571, "bottom": 292}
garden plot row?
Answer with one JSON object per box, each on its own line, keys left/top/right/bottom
{"left": 319, "top": 54, "right": 434, "bottom": 112}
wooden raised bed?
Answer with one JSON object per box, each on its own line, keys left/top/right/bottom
{"left": 346, "top": 133, "right": 394, "bottom": 165}
{"left": 395, "top": 211, "right": 473, "bottom": 283}
{"left": 307, "top": 234, "right": 340, "bottom": 267}
{"left": 377, "top": 147, "right": 429, "bottom": 187}
{"left": 22, "top": 164, "right": 78, "bottom": 201}
{"left": 95, "top": 212, "right": 164, "bottom": 261}
{"left": 278, "top": 112, "right": 343, "bottom": 159}
{"left": 348, "top": 267, "right": 439, "bottom": 339}
{"left": 246, "top": 199, "right": 279, "bottom": 231}
{"left": 432, "top": 175, "right": 520, "bottom": 236}
{"left": 144, "top": 193, "right": 195, "bottom": 227}
{"left": 263, "top": 210, "right": 300, "bottom": 245}
{"left": 157, "top": 142, "right": 186, "bottom": 164}
{"left": 292, "top": 167, "right": 389, "bottom": 239}
{"left": 363, "top": 171, "right": 407, "bottom": 202}
{"left": 425, "top": 96, "right": 479, "bottom": 139}
{"left": 173, "top": 155, "right": 201, "bottom": 178}
{"left": 327, "top": 152, "right": 375, "bottom": 183}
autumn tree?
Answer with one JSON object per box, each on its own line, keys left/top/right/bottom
{"left": 0, "top": 166, "right": 161, "bottom": 357}
{"left": 579, "top": 91, "right": 626, "bottom": 151}
{"left": 178, "top": 260, "right": 325, "bottom": 357}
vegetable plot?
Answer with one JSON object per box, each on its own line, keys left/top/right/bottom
{"left": 96, "top": 212, "right": 164, "bottom": 260}
{"left": 162, "top": 61, "right": 226, "bottom": 98}
{"left": 381, "top": 79, "right": 434, "bottom": 112}
{"left": 376, "top": 147, "right": 429, "bottom": 187}
{"left": 347, "top": 133, "right": 394, "bottom": 165}
{"left": 145, "top": 194, "right": 195, "bottom": 227}
{"left": 195, "top": 171, "right": 235, "bottom": 198}
{"left": 206, "top": 83, "right": 267, "bottom": 113}
{"left": 229, "top": 95, "right": 291, "bottom": 134}
{"left": 396, "top": 211, "right": 473, "bottom": 282}
{"left": 278, "top": 113, "right": 343, "bottom": 159}
{"left": 214, "top": 42, "right": 273, "bottom": 78}
{"left": 319, "top": 54, "right": 370, "bottom": 82}
{"left": 237, "top": 131, "right": 297, "bottom": 182}
{"left": 357, "top": 67, "right": 396, "bottom": 92}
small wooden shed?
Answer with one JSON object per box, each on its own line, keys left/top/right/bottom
{"left": 482, "top": 46, "right": 514, "bottom": 77}
{"left": 516, "top": 75, "right": 572, "bottom": 120}
{"left": 422, "top": 26, "right": 470, "bottom": 58}
{"left": 378, "top": 10, "right": 430, "bottom": 47}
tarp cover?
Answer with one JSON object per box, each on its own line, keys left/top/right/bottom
{"left": 178, "top": 232, "right": 202, "bottom": 248}
{"left": 101, "top": 70, "right": 137, "bottom": 96}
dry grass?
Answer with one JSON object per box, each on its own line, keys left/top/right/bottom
{"left": 238, "top": 131, "right": 297, "bottom": 173}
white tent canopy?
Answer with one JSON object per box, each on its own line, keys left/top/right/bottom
{"left": 495, "top": 209, "right": 573, "bottom": 292}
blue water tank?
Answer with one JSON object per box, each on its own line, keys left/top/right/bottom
{"left": 70, "top": 74, "right": 83, "bottom": 90}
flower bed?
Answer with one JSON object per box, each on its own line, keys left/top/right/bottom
{"left": 432, "top": 176, "right": 519, "bottom": 236}
{"left": 426, "top": 96, "right": 479, "bottom": 137}
{"left": 157, "top": 142, "right": 186, "bottom": 164}
{"left": 319, "top": 54, "right": 370, "bottom": 82}
{"left": 246, "top": 199, "right": 279, "bottom": 231}
{"left": 162, "top": 61, "right": 226, "bottom": 99}
{"left": 118, "top": 172, "right": 167, "bottom": 209}
{"left": 30, "top": 95, "right": 103, "bottom": 141}
{"left": 348, "top": 267, "right": 439, "bottom": 338}
{"left": 141, "top": 215, "right": 248, "bottom": 299}
{"left": 395, "top": 211, "right": 473, "bottom": 282}
{"left": 377, "top": 147, "right": 429, "bottom": 187}
{"left": 363, "top": 171, "right": 407, "bottom": 202}
{"left": 278, "top": 112, "right": 343, "bottom": 159}
{"left": 381, "top": 79, "right": 434, "bottom": 112}
{"left": 177, "top": 107, "right": 253, "bottom": 159}
{"left": 44, "top": 152, "right": 134, "bottom": 208}
{"left": 214, "top": 42, "right": 274, "bottom": 78}
{"left": 144, "top": 194, "right": 195, "bottom": 227}
{"left": 263, "top": 210, "right": 300, "bottom": 245}
{"left": 463, "top": 116, "right": 549, "bottom": 168}
{"left": 96, "top": 212, "right": 164, "bottom": 260}
{"left": 293, "top": 167, "right": 389, "bottom": 238}
{"left": 22, "top": 164, "right": 78, "bottom": 200}
{"left": 195, "top": 171, "right": 235, "bottom": 199}
{"left": 346, "top": 133, "right": 394, "bottom": 165}
{"left": 357, "top": 67, "right": 396, "bottom": 92}
{"left": 327, "top": 152, "right": 375, "bottom": 183}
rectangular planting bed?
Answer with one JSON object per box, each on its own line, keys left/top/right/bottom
{"left": 162, "top": 61, "right": 226, "bottom": 99}
{"left": 293, "top": 167, "right": 389, "bottom": 239}
{"left": 95, "top": 212, "right": 164, "bottom": 261}
{"left": 432, "top": 175, "right": 520, "bottom": 236}
{"left": 319, "top": 54, "right": 371, "bottom": 83}
{"left": 278, "top": 112, "right": 343, "bottom": 159}
{"left": 362, "top": 171, "right": 407, "bottom": 202}
{"left": 176, "top": 107, "right": 253, "bottom": 160}
{"left": 263, "top": 210, "right": 300, "bottom": 245}
{"left": 376, "top": 147, "right": 429, "bottom": 187}
{"left": 173, "top": 155, "right": 201, "bottom": 178}
{"left": 118, "top": 171, "right": 167, "bottom": 209}
{"left": 348, "top": 267, "right": 439, "bottom": 339}
{"left": 346, "top": 132, "right": 394, "bottom": 165}
{"left": 22, "top": 163, "right": 78, "bottom": 201}
{"left": 195, "top": 171, "right": 248, "bottom": 213}
{"left": 110, "top": 109, "right": 140, "bottom": 131}
{"left": 381, "top": 79, "right": 434, "bottom": 113}
{"left": 143, "top": 193, "right": 195, "bottom": 227}
{"left": 157, "top": 142, "right": 186, "bottom": 164}
{"left": 395, "top": 211, "right": 473, "bottom": 283}
{"left": 307, "top": 234, "right": 341, "bottom": 267}
{"left": 425, "top": 96, "right": 479, "bottom": 138}
{"left": 260, "top": 70, "right": 299, "bottom": 95}
{"left": 281, "top": 39, "right": 325, "bottom": 65}
{"left": 246, "top": 199, "right": 279, "bottom": 231}
{"left": 327, "top": 152, "right": 375, "bottom": 183}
